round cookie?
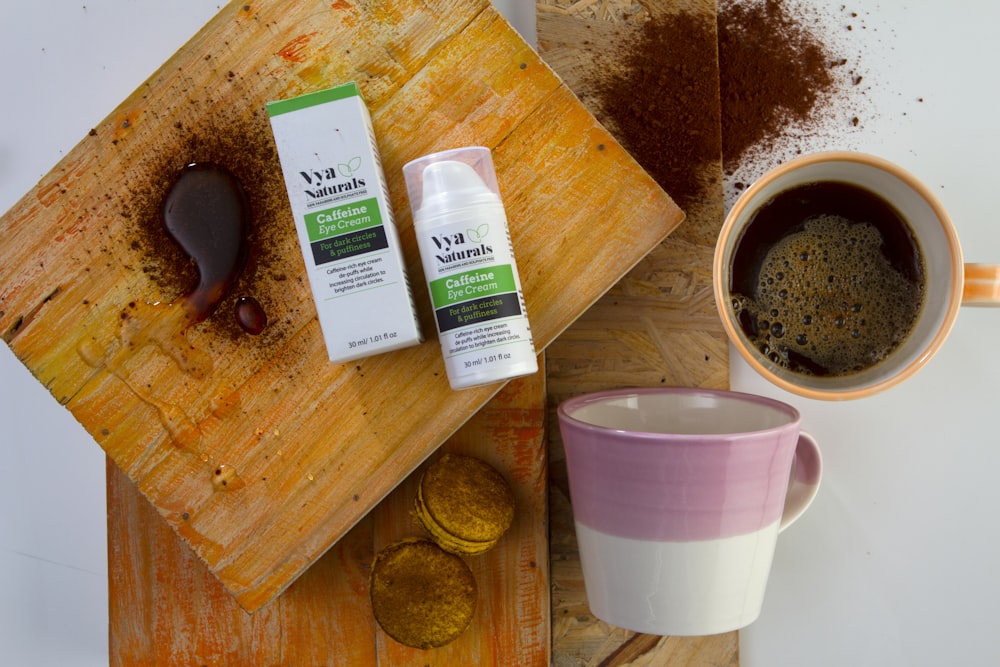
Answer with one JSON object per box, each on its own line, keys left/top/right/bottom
{"left": 369, "top": 538, "right": 477, "bottom": 649}
{"left": 415, "top": 453, "right": 515, "bottom": 555}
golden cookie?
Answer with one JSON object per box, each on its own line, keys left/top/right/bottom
{"left": 369, "top": 538, "right": 477, "bottom": 649}
{"left": 415, "top": 453, "right": 515, "bottom": 555}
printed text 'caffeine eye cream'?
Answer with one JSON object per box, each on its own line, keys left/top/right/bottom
{"left": 267, "top": 82, "right": 423, "bottom": 363}
{"left": 403, "top": 147, "right": 537, "bottom": 389}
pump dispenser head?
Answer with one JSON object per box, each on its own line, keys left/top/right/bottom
{"left": 403, "top": 147, "right": 503, "bottom": 224}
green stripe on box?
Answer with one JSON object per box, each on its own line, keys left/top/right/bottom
{"left": 266, "top": 82, "right": 361, "bottom": 117}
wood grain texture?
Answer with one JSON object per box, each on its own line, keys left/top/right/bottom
{"left": 538, "top": 1, "right": 738, "bottom": 664}
{"left": 108, "top": 361, "right": 549, "bottom": 666}
{"left": 0, "top": 0, "right": 682, "bottom": 611}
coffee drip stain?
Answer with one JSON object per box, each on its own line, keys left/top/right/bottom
{"left": 212, "top": 463, "right": 245, "bottom": 492}
{"left": 78, "top": 338, "right": 204, "bottom": 451}
{"left": 78, "top": 162, "right": 261, "bottom": 474}
{"left": 163, "top": 162, "right": 252, "bottom": 324}
{"left": 124, "top": 110, "right": 290, "bottom": 348}
{"left": 75, "top": 103, "right": 295, "bottom": 499}
{"left": 84, "top": 161, "right": 258, "bottom": 384}
{"left": 118, "top": 299, "right": 213, "bottom": 380}
{"left": 80, "top": 324, "right": 245, "bottom": 494}
{"left": 235, "top": 295, "right": 267, "bottom": 335}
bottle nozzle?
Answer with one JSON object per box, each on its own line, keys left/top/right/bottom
{"left": 402, "top": 147, "right": 502, "bottom": 221}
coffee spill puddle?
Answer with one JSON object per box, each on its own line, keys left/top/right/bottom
{"left": 79, "top": 162, "right": 266, "bottom": 492}
{"left": 78, "top": 337, "right": 203, "bottom": 447}
{"left": 162, "top": 162, "right": 252, "bottom": 326}
{"left": 212, "top": 463, "right": 246, "bottom": 492}
{"left": 235, "top": 295, "right": 268, "bottom": 335}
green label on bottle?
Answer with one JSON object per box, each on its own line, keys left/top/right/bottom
{"left": 428, "top": 265, "right": 517, "bottom": 308}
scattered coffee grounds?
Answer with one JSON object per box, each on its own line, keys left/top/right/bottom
{"left": 718, "top": 0, "right": 836, "bottom": 174}
{"left": 592, "top": 1, "right": 867, "bottom": 211}
{"left": 122, "top": 107, "right": 295, "bottom": 344}
{"left": 593, "top": 11, "right": 722, "bottom": 212}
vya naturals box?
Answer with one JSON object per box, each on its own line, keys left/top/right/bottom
{"left": 267, "top": 82, "right": 423, "bottom": 363}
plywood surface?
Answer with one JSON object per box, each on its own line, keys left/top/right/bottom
{"left": 108, "top": 362, "right": 549, "bottom": 666}
{"left": 0, "top": 0, "right": 682, "bottom": 611}
{"left": 538, "top": 0, "right": 738, "bottom": 664}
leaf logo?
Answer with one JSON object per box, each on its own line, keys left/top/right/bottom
{"left": 338, "top": 156, "right": 362, "bottom": 178}
{"left": 467, "top": 224, "right": 489, "bottom": 244}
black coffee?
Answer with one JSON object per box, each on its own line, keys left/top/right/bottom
{"left": 729, "top": 181, "right": 926, "bottom": 377}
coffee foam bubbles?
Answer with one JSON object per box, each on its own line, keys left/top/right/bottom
{"left": 732, "top": 215, "right": 924, "bottom": 376}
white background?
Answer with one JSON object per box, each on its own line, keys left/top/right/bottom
{"left": 1, "top": 2, "right": 998, "bottom": 666}
{"left": 729, "top": 3, "right": 1000, "bottom": 665}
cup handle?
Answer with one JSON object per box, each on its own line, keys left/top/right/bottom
{"left": 963, "top": 263, "right": 1000, "bottom": 306}
{"left": 779, "top": 432, "right": 823, "bottom": 532}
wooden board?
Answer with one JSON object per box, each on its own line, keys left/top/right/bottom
{"left": 108, "top": 359, "right": 549, "bottom": 665}
{"left": 538, "top": 1, "right": 739, "bottom": 664}
{"left": 0, "top": 0, "right": 683, "bottom": 611}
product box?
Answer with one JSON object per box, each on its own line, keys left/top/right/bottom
{"left": 267, "top": 82, "right": 423, "bottom": 363}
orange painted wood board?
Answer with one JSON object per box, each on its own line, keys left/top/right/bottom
{"left": 0, "top": 0, "right": 683, "bottom": 611}
{"left": 108, "top": 361, "right": 548, "bottom": 665}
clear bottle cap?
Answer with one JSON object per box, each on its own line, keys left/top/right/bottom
{"left": 402, "top": 146, "right": 502, "bottom": 222}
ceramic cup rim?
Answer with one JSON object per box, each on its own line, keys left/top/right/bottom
{"left": 714, "top": 151, "right": 964, "bottom": 401}
{"left": 557, "top": 386, "right": 802, "bottom": 440}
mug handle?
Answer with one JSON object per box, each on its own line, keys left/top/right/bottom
{"left": 963, "top": 263, "right": 1000, "bottom": 306}
{"left": 779, "top": 432, "right": 823, "bottom": 532}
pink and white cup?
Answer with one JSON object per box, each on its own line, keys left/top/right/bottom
{"left": 557, "top": 387, "right": 822, "bottom": 636}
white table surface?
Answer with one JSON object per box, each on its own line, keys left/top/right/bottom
{"left": 730, "top": 3, "right": 1000, "bottom": 665}
{"left": 1, "top": 2, "right": 998, "bottom": 666}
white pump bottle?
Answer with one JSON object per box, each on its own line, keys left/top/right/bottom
{"left": 403, "top": 147, "right": 538, "bottom": 390}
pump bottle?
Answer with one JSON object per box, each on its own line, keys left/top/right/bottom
{"left": 403, "top": 147, "right": 537, "bottom": 389}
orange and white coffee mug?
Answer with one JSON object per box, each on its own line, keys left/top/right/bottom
{"left": 714, "top": 151, "right": 1000, "bottom": 400}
